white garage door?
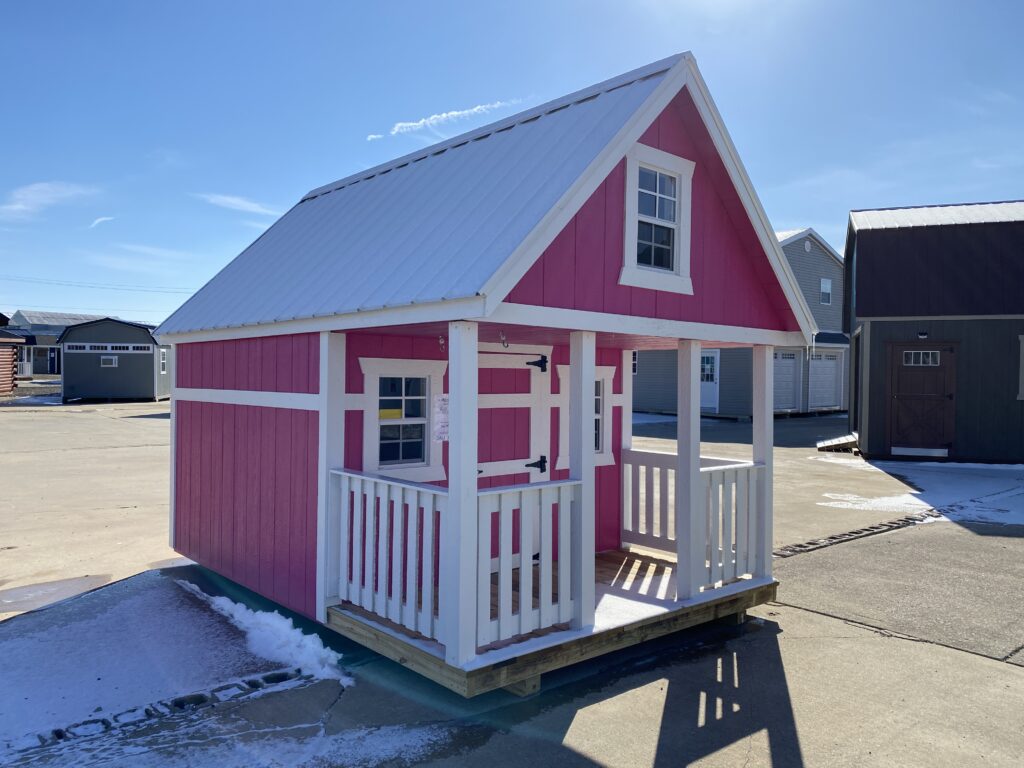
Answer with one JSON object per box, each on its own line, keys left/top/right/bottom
{"left": 774, "top": 350, "right": 800, "bottom": 411}
{"left": 809, "top": 351, "right": 843, "bottom": 409}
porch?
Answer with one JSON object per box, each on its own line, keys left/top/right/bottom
{"left": 318, "top": 320, "right": 777, "bottom": 695}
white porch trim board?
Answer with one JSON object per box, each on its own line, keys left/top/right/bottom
{"left": 569, "top": 330, "right": 597, "bottom": 629}
{"left": 317, "top": 331, "right": 346, "bottom": 621}
{"left": 441, "top": 320, "right": 480, "bottom": 665}
{"left": 168, "top": 380, "right": 177, "bottom": 549}
{"left": 484, "top": 303, "right": 808, "bottom": 348}
{"left": 675, "top": 339, "right": 704, "bottom": 599}
{"left": 173, "top": 387, "right": 320, "bottom": 410}
{"left": 752, "top": 344, "right": 774, "bottom": 578}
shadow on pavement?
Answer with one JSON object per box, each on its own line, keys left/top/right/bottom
{"left": 177, "top": 564, "right": 805, "bottom": 766}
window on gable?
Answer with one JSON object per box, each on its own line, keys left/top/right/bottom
{"left": 378, "top": 376, "right": 428, "bottom": 465}
{"left": 619, "top": 144, "right": 695, "bottom": 295}
{"left": 820, "top": 278, "right": 833, "bottom": 305}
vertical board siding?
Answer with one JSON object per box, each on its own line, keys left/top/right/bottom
{"left": 176, "top": 333, "right": 319, "bottom": 393}
{"left": 174, "top": 401, "right": 318, "bottom": 617}
{"left": 505, "top": 86, "right": 800, "bottom": 333}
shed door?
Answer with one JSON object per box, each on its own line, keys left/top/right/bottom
{"left": 477, "top": 351, "right": 551, "bottom": 485}
{"left": 773, "top": 350, "right": 800, "bottom": 411}
{"left": 809, "top": 351, "right": 843, "bottom": 409}
{"left": 888, "top": 344, "right": 956, "bottom": 457}
{"left": 700, "top": 351, "right": 719, "bottom": 412}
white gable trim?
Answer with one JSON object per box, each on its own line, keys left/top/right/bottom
{"left": 777, "top": 227, "right": 844, "bottom": 266}
{"left": 478, "top": 53, "right": 816, "bottom": 345}
{"left": 478, "top": 60, "right": 692, "bottom": 314}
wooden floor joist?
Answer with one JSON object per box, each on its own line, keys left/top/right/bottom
{"left": 326, "top": 580, "right": 777, "bottom": 698}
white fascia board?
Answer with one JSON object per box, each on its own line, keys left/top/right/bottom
{"left": 156, "top": 295, "right": 486, "bottom": 345}
{"left": 478, "top": 59, "right": 693, "bottom": 314}
{"left": 484, "top": 303, "right": 808, "bottom": 347}
{"left": 680, "top": 55, "right": 817, "bottom": 346}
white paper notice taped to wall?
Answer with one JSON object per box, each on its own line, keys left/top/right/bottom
{"left": 432, "top": 394, "right": 449, "bottom": 441}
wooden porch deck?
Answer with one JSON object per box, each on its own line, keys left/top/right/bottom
{"left": 326, "top": 548, "right": 776, "bottom": 697}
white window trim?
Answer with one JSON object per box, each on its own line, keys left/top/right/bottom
{"left": 554, "top": 364, "right": 617, "bottom": 470}
{"left": 820, "top": 278, "right": 833, "bottom": 306}
{"left": 99, "top": 355, "right": 118, "bottom": 368}
{"left": 160, "top": 348, "right": 168, "bottom": 374}
{"left": 619, "top": 143, "right": 695, "bottom": 295}
{"left": 1018, "top": 335, "right": 1024, "bottom": 401}
{"left": 358, "top": 357, "right": 448, "bottom": 482}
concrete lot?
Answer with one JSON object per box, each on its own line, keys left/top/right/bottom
{"left": 0, "top": 400, "right": 181, "bottom": 619}
{"left": 2, "top": 403, "right": 1023, "bottom": 766}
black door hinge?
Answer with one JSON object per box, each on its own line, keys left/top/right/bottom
{"left": 525, "top": 455, "right": 548, "bottom": 473}
{"left": 526, "top": 355, "right": 548, "bottom": 373}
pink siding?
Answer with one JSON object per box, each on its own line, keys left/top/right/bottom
{"left": 342, "top": 333, "right": 625, "bottom": 552}
{"left": 175, "top": 401, "right": 318, "bottom": 618}
{"left": 506, "top": 86, "right": 800, "bottom": 332}
{"left": 177, "top": 333, "right": 320, "bottom": 393}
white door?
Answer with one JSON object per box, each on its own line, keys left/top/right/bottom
{"left": 808, "top": 350, "right": 843, "bottom": 409}
{"left": 773, "top": 350, "right": 800, "bottom": 411}
{"left": 700, "top": 351, "right": 719, "bottom": 413}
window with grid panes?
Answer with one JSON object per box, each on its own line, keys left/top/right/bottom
{"left": 378, "top": 376, "right": 427, "bottom": 465}
{"left": 636, "top": 166, "right": 678, "bottom": 271}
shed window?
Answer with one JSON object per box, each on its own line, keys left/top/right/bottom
{"left": 100, "top": 356, "right": 118, "bottom": 368}
{"left": 632, "top": 350, "right": 638, "bottom": 376}
{"left": 66, "top": 344, "right": 87, "bottom": 352}
{"left": 820, "top": 278, "right": 832, "bottom": 305}
{"left": 89, "top": 344, "right": 108, "bottom": 351}
{"left": 133, "top": 344, "right": 152, "bottom": 352}
{"left": 160, "top": 349, "right": 168, "bottom": 374}
{"left": 620, "top": 144, "right": 695, "bottom": 295}
{"left": 903, "top": 350, "right": 940, "bottom": 366}
{"left": 111, "top": 344, "right": 130, "bottom": 352}
{"left": 378, "top": 376, "right": 428, "bottom": 466}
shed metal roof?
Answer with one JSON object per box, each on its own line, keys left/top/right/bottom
{"left": 12, "top": 310, "right": 110, "bottom": 327}
{"left": 158, "top": 57, "right": 678, "bottom": 336}
{"left": 850, "top": 201, "right": 1024, "bottom": 231}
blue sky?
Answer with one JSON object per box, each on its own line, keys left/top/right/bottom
{"left": 2, "top": 1, "right": 1021, "bottom": 324}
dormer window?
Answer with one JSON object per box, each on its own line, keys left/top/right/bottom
{"left": 620, "top": 144, "right": 695, "bottom": 295}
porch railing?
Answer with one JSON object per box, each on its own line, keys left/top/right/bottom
{"left": 328, "top": 469, "right": 446, "bottom": 640}
{"left": 475, "top": 479, "right": 579, "bottom": 648}
{"left": 621, "top": 448, "right": 767, "bottom": 590}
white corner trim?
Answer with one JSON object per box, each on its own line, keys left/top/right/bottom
{"left": 316, "top": 332, "right": 346, "bottom": 622}
{"left": 168, "top": 379, "right": 177, "bottom": 549}
{"left": 174, "top": 387, "right": 320, "bottom": 410}
{"left": 357, "top": 357, "right": 448, "bottom": 483}
{"left": 620, "top": 143, "right": 695, "bottom": 296}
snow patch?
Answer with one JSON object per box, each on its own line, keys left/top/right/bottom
{"left": 176, "top": 581, "right": 350, "bottom": 684}
{"left": 817, "top": 461, "right": 1024, "bottom": 526}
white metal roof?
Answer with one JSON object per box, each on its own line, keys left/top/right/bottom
{"left": 850, "top": 201, "right": 1024, "bottom": 231}
{"left": 11, "top": 310, "right": 109, "bottom": 327}
{"left": 157, "top": 57, "right": 678, "bottom": 336}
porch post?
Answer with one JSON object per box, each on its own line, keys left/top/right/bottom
{"left": 569, "top": 330, "right": 596, "bottom": 629}
{"left": 675, "top": 339, "right": 704, "bottom": 600}
{"left": 752, "top": 344, "right": 774, "bottom": 578}
{"left": 316, "top": 331, "right": 346, "bottom": 621}
{"left": 441, "top": 320, "right": 479, "bottom": 665}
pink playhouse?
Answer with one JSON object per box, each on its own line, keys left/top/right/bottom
{"left": 157, "top": 53, "right": 816, "bottom": 696}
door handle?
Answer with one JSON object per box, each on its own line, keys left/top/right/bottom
{"left": 525, "top": 455, "right": 548, "bottom": 473}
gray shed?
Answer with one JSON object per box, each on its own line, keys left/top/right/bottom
{"left": 59, "top": 318, "right": 173, "bottom": 403}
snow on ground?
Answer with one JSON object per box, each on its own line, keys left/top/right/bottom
{"left": 817, "top": 460, "right": 1024, "bottom": 526}
{"left": 0, "top": 571, "right": 345, "bottom": 758}
{"left": 176, "top": 580, "right": 349, "bottom": 683}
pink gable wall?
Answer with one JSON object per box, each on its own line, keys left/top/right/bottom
{"left": 505, "top": 86, "right": 800, "bottom": 332}
{"left": 177, "top": 333, "right": 319, "bottom": 393}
